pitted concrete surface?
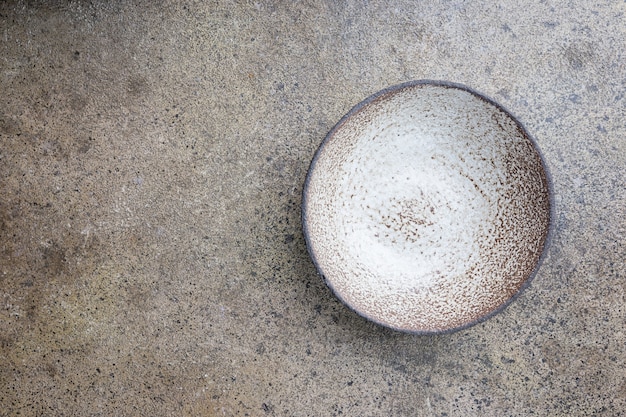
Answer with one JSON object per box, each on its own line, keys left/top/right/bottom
{"left": 1, "top": 1, "right": 625, "bottom": 415}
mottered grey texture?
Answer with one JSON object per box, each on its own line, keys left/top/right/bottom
{"left": 1, "top": 1, "right": 625, "bottom": 416}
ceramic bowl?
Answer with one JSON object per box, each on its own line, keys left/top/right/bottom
{"left": 302, "top": 80, "right": 552, "bottom": 334}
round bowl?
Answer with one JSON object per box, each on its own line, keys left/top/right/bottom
{"left": 302, "top": 80, "right": 552, "bottom": 334}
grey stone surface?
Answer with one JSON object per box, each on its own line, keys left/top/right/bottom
{"left": 1, "top": 1, "right": 624, "bottom": 415}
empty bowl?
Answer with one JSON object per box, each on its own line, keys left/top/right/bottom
{"left": 302, "top": 80, "right": 552, "bottom": 334}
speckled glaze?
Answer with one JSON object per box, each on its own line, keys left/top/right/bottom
{"left": 302, "top": 81, "right": 552, "bottom": 334}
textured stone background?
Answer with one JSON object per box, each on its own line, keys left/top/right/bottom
{"left": 1, "top": 1, "right": 625, "bottom": 415}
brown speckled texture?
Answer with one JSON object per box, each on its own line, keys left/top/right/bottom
{"left": 1, "top": 1, "right": 625, "bottom": 415}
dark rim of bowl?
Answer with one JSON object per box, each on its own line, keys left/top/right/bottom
{"left": 301, "top": 79, "right": 555, "bottom": 335}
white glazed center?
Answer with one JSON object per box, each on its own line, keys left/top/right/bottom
{"left": 340, "top": 128, "right": 488, "bottom": 293}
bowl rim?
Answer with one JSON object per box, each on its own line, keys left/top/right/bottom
{"left": 301, "top": 79, "right": 555, "bottom": 335}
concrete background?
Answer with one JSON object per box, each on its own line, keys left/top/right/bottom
{"left": 1, "top": 1, "right": 625, "bottom": 415}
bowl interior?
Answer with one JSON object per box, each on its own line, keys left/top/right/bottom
{"left": 302, "top": 82, "right": 551, "bottom": 333}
